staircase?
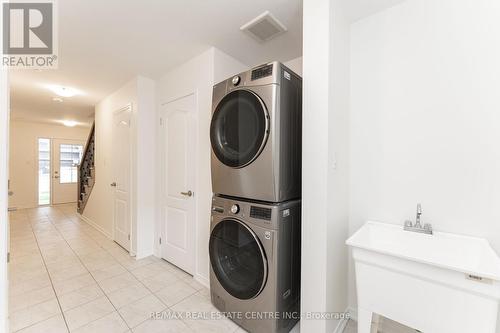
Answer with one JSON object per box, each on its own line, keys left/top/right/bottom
{"left": 77, "top": 123, "right": 95, "bottom": 214}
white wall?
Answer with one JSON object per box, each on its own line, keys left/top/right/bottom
{"left": 135, "top": 77, "right": 156, "bottom": 258}
{"left": 349, "top": 0, "right": 500, "bottom": 328}
{"left": 8, "top": 121, "right": 90, "bottom": 209}
{"left": 155, "top": 47, "right": 247, "bottom": 286}
{"left": 301, "top": 1, "right": 350, "bottom": 332}
{"left": 284, "top": 57, "right": 303, "bottom": 76}
{"left": 0, "top": 56, "right": 9, "bottom": 332}
{"left": 82, "top": 79, "right": 137, "bottom": 238}
{"left": 83, "top": 76, "right": 156, "bottom": 258}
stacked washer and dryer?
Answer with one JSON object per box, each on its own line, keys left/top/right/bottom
{"left": 209, "top": 61, "right": 302, "bottom": 333}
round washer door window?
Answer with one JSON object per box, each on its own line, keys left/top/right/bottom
{"left": 210, "top": 90, "right": 268, "bottom": 168}
{"left": 209, "top": 219, "right": 267, "bottom": 300}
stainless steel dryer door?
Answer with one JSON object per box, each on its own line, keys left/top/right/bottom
{"left": 209, "top": 218, "right": 268, "bottom": 300}
{"left": 210, "top": 89, "right": 269, "bottom": 168}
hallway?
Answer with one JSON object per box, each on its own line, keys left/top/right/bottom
{"left": 8, "top": 205, "right": 239, "bottom": 333}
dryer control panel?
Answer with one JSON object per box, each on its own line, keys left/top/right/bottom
{"left": 251, "top": 64, "right": 273, "bottom": 81}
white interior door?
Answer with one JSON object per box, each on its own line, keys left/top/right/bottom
{"left": 52, "top": 139, "right": 84, "bottom": 205}
{"left": 160, "top": 94, "right": 196, "bottom": 274}
{"left": 112, "top": 105, "right": 132, "bottom": 251}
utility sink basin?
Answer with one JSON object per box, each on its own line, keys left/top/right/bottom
{"left": 347, "top": 221, "right": 500, "bottom": 333}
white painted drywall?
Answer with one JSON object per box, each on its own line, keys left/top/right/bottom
{"left": 80, "top": 79, "right": 137, "bottom": 238}
{"left": 82, "top": 76, "right": 156, "bottom": 258}
{"left": 284, "top": 57, "right": 303, "bottom": 77}
{"left": 8, "top": 121, "right": 90, "bottom": 209}
{"left": 302, "top": 0, "right": 350, "bottom": 332}
{"left": 155, "top": 47, "right": 247, "bottom": 285}
{"left": 135, "top": 77, "right": 156, "bottom": 258}
{"left": 349, "top": 0, "right": 500, "bottom": 328}
{"left": 0, "top": 54, "right": 9, "bottom": 332}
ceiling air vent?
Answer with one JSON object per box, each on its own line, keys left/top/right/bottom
{"left": 240, "top": 11, "right": 287, "bottom": 43}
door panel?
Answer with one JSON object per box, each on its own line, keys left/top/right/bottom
{"left": 112, "top": 105, "right": 131, "bottom": 251}
{"left": 52, "top": 139, "right": 84, "bottom": 205}
{"left": 165, "top": 207, "right": 187, "bottom": 250}
{"left": 161, "top": 94, "right": 196, "bottom": 274}
{"left": 166, "top": 113, "right": 187, "bottom": 199}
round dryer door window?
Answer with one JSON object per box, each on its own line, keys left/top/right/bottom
{"left": 210, "top": 90, "right": 269, "bottom": 168}
{"left": 209, "top": 219, "right": 267, "bottom": 300}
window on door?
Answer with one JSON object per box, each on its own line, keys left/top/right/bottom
{"left": 38, "top": 138, "right": 51, "bottom": 205}
{"left": 59, "top": 144, "right": 84, "bottom": 183}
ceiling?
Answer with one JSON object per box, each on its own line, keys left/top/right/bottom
{"left": 9, "top": 0, "right": 302, "bottom": 127}
{"left": 9, "top": 0, "right": 406, "bottom": 127}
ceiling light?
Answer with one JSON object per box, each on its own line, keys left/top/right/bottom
{"left": 62, "top": 120, "right": 77, "bottom": 127}
{"left": 46, "top": 85, "right": 82, "bottom": 98}
{"left": 52, "top": 97, "right": 63, "bottom": 103}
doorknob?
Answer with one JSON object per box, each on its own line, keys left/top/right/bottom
{"left": 54, "top": 175, "right": 60, "bottom": 179}
{"left": 180, "top": 190, "right": 193, "bottom": 197}
{"left": 110, "top": 182, "right": 117, "bottom": 187}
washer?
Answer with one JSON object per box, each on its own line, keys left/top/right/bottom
{"left": 210, "top": 61, "right": 302, "bottom": 203}
{"left": 209, "top": 195, "right": 301, "bottom": 333}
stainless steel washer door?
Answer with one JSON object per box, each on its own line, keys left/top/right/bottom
{"left": 209, "top": 219, "right": 268, "bottom": 300}
{"left": 210, "top": 90, "right": 269, "bottom": 168}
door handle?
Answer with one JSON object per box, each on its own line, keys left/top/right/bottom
{"left": 54, "top": 175, "right": 60, "bottom": 179}
{"left": 110, "top": 182, "right": 117, "bottom": 187}
{"left": 180, "top": 190, "right": 193, "bottom": 197}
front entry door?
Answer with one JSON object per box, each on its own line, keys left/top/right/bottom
{"left": 111, "top": 105, "right": 132, "bottom": 251}
{"left": 160, "top": 94, "right": 196, "bottom": 274}
{"left": 52, "top": 139, "right": 84, "bottom": 205}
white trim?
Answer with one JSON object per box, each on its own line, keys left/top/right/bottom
{"left": 78, "top": 212, "right": 136, "bottom": 257}
{"left": 158, "top": 92, "right": 198, "bottom": 276}
{"left": 332, "top": 308, "right": 354, "bottom": 333}
{"left": 346, "top": 306, "right": 357, "bottom": 321}
{"left": 111, "top": 103, "right": 133, "bottom": 252}
{"left": 160, "top": 92, "right": 196, "bottom": 106}
{"left": 194, "top": 273, "right": 209, "bottom": 289}
{"left": 0, "top": 22, "right": 9, "bottom": 330}
{"left": 77, "top": 213, "right": 113, "bottom": 239}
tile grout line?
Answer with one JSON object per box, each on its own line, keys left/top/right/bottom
{"left": 69, "top": 218, "right": 199, "bottom": 331}
{"left": 51, "top": 208, "right": 180, "bottom": 330}
{"left": 12, "top": 206, "right": 204, "bottom": 332}
{"left": 46, "top": 211, "right": 134, "bottom": 332}
{"left": 22, "top": 211, "right": 72, "bottom": 333}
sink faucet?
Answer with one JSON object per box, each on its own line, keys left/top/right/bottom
{"left": 404, "top": 203, "right": 432, "bottom": 235}
{"left": 415, "top": 203, "right": 422, "bottom": 228}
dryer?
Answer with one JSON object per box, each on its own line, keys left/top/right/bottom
{"left": 209, "top": 195, "right": 301, "bottom": 333}
{"left": 210, "top": 61, "right": 302, "bottom": 203}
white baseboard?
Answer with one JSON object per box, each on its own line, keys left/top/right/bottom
{"left": 333, "top": 317, "right": 349, "bottom": 333}
{"left": 194, "top": 274, "right": 210, "bottom": 289}
{"left": 347, "top": 306, "right": 357, "bottom": 321}
{"left": 333, "top": 307, "right": 355, "bottom": 333}
{"left": 77, "top": 213, "right": 113, "bottom": 239}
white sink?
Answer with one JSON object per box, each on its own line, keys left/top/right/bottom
{"left": 347, "top": 221, "right": 500, "bottom": 333}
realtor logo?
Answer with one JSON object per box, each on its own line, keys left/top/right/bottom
{"left": 2, "top": 0, "right": 58, "bottom": 68}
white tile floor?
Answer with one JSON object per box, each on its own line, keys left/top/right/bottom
{"left": 343, "top": 316, "right": 417, "bottom": 333}
{"left": 8, "top": 204, "right": 418, "bottom": 333}
{"left": 8, "top": 204, "right": 238, "bottom": 333}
